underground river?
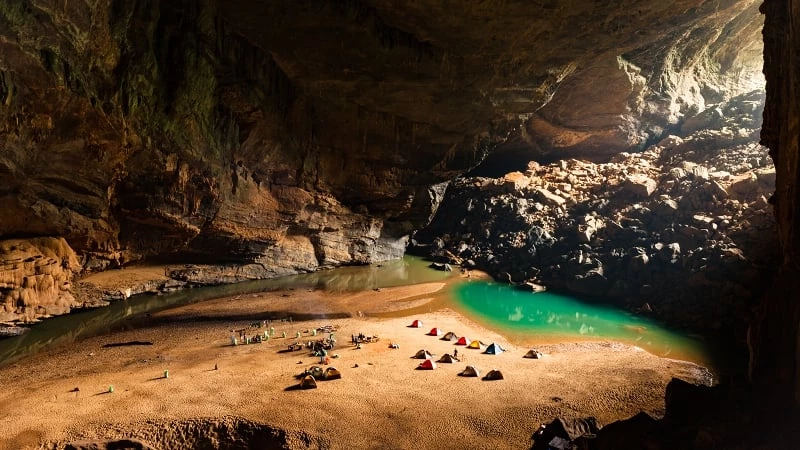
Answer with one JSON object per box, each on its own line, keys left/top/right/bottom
{"left": 0, "top": 256, "right": 714, "bottom": 370}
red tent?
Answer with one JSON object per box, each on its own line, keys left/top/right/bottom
{"left": 455, "top": 336, "right": 470, "bottom": 345}
{"left": 418, "top": 359, "right": 437, "bottom": 370}
{"left": 410, "top": 319, "right": 423, "bottom": 328}
{"left": 427, "top": 328, "right": 443, "bottom": 336}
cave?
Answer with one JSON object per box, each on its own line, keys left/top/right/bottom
{"left": 0, "top": 0, "right": 798, "bottom": 448}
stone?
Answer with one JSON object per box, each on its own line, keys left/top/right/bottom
{"left": 623, "top": 175, "right": 657, "bottom": 198}
{"left": 502, "top": 172, "right": 531, "bottom": 193}
{"left": 533, "top": 189, "right": 566, "bottom": 207}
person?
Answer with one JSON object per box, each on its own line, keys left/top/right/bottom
{"left": 319, "top": 348, "right": 328, "bottom": 364}
{"left": 454, "top": 349, "right": 458, "bottom": 358}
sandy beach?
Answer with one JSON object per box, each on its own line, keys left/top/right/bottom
{"left": 0, "top": 277, "right": 710, "bottom": 450}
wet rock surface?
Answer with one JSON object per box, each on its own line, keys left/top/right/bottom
{"left": 414, "top": 90, "right": 777, "bottom": 337}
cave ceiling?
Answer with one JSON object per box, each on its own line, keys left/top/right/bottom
{"left": 0, "top": 0, "right": 765, "bottom": 271}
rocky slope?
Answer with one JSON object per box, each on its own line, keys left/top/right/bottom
{"left": 414, "top": 90, "right": 776, "bottom": 338}
{"left": 0, "top": 0, "right": 765, "bottom": 325}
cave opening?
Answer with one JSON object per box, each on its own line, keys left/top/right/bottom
{"left": 414, "top": 7, "right": 775, "bottom": 380}
{"left": 0, "top": 0, "right": 798, "bottom": 448}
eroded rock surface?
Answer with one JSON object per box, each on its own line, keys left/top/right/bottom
{"left": 0, "top": 237, "right": 80, "bottom": 324}
{"left": 0, "top": 0, "right": 765, "bottom": 322}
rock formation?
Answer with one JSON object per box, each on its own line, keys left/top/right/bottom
{"left": 0, "top": 0, "right": 766, "bottom": 325}
{"left": 0, "top": 237, "right": 80, "bottom": 324}
{"left": 750, "top": 0, "right": 800, "bottom": 408}
{"left": 414, "top": 90, "right": 776, "bottom": 337}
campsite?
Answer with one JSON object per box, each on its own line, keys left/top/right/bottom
{"left": 0, "top": 281, "right": 712, "bottom": 450}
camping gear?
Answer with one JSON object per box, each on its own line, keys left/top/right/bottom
{"left": 438, "top": 353, "right": 457, "bottom": 363}
{"left": 300, "top": 375, "right": 317, "bottom": 389}
{"left": 467, "top": 340, "right": 485, "bottom": 350}
{"left": 460, "top": 365, "right": 480, "bottom": 377}
{"left": 455, "top": 336, "right": 470, "bottom": 345}
{"left": 410, "top": 319, "right": 423, "bottom": 328}
{"left": 418, "top": 359, "right": 437, "bottom": 370}
{"left": 307, "top": 366, "right": 325, "bottom": 379}
{"left": 484, "top": 343, "right": 505, "bottom": 355}
{"left": 524, "top": 349, "right": 543, "bottom": 359}
{"left": 483, "top": 370, "right": 504, "bottom": 380}
{"left": 324, "top": 367, "right": 342, "bottom": 380}
{"left": 428, "top": 328, "right": 443, "bottom": 336}
{"left": 413, "top": 349, "right": 433, "bottom": 359}
{"left": 441, "top": 331, "right": 458, "bottom": 341}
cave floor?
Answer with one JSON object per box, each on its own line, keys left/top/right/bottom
{"left": 0, "top": 283, "right": 709, "bottom": 449}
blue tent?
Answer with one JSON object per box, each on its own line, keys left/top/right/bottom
{"left": 484, "top": 343, "right": 505, "bottom": 355}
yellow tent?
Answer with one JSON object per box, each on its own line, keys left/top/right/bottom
{"left": 467, "top": 340, "right": 484, "bottom": 349}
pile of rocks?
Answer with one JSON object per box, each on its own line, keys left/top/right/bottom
{"left": 413, "top": 90, "right": 777, "bottom": 336}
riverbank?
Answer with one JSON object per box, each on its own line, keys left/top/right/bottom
{"left": 0, "top": 280, "right": 710, "bottom": 450}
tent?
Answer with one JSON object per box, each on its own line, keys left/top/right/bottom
{"left": 483, "top": 369, "right": 504, "bottom": 381}
{"left": 524, "top": 349, "right": 543, "bottom": 359}
{"left": 418, "top": 359, "right": 437, "bottom": 370}
{"left": 484, "top": 343, "right": 505, "bottom": 355}
{"left": 324, "top": 367, "right": 342, "bottom": 380}
{"left": 427, "top": 328, "right": 443, "bottom": 336}
{"left": 299, "top": 375, "right": 318, "bottom": 389}
{"left": 413, "top": 349, "right": 433, "bottom": 359}
{"left": 455, "top": 336, "right": 470, "bottom": 346}
{"left": 306, "top": 366, "right": 325, "bottom": 379}
{"left": 460, "top": 365, "right": 480, "bottom": 377}
{"left": 441, "top": 331, "right": 458, "bottom": 341}
{"left": 467, "top": 340, "right": 485, "bottom": 350}
{"left": 409, "top": 319, "right": 423, "bottom": 328}
{"left": 438, "top": 353, "right": 457, "bottom": 363}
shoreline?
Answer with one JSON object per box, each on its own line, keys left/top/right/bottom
{"left": 2, "top": 261, "right": 716, "bottom": 369}
{"left": 0, "top": 279, "right": 712, "bottom": 450}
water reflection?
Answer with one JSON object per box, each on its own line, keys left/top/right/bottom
{"left": 0, "top": 256, "right": 449, "bottom": 366}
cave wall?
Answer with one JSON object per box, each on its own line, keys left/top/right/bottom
{"left": 751, "top": 0, "right": 800, "bottom": 406}
{"left": 0, "top": 0, "right": 472, "bottom": 269}
{"left": 0, "top": 0, "right": 767, "bottom": 323}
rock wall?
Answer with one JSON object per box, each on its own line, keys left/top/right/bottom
{"left": 0, "top": 237, "right": 80, "bottom": 324}
{"left": 750, "top": 0, "right": 800, "bottom": 407}
{"left": 0, "top": 0, "right": 767, "bottom": 324}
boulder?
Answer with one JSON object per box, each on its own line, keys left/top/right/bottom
{"left": 533, "top": 188, "right": 566, "bottom": 207}
{"left": 502, "top": 171, "right": 531, "bottom": 193}
{"left": 623, "top": 175, "right": 657, "bottom": 198}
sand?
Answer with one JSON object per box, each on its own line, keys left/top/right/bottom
{"left": 0, "top": 278, "right": 710, "bottom": 450}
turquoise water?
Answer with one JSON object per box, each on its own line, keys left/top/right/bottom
{"left": 0, "top": 257, "right": 711, "bottom": 368}
{"left": 453, "top": 281, "right": 709, "bottom": 365}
